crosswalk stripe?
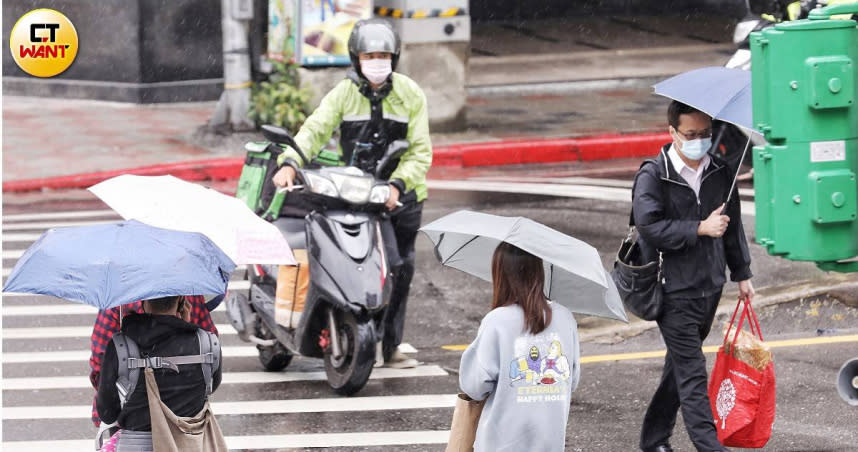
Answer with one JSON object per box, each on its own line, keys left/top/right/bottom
{"left": 4, "top": 249, "right": 26, "bottom": 259}
{"left": 3, "top": 210, "right": 117, "bottom": 222}
{"left": 2, "top": 342, "right": 420, "bottom": 363}
{"left": 3, "top": 394, "right": 458, "bottom": 419}
{"left": 2, "top": 219, "right": 115, "bottom": 231}
{"left": 425, "top": 180, "right": 757, "bottom": 216}
{"left": 1, "top": 324, "right": 234, "bottom": 338}
{"left": 1, "top": 279, "right": 250, "bottom": 297}
{"left": 2, "top": 233, "right": 48, "bottom": 242}
{"left": 2, "top": 430, "right": 451, "bottom": 451}
{"left": 5, "top": 346, "right": 257, "bottom": 363}
{"left": 1, "top": 303, "right": 100, "bottom": 315}
{"left": 1, "top": 365, "right": 447, "bottom": 390}
{"left": 0, "top": 300, "right": 230, "bottom": 315}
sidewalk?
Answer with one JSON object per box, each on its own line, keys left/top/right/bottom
{"left": 2, "top": 87, "right": 675, "bottom": 190}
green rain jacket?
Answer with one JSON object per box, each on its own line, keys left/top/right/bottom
{"left": 277, "top": 72, "right": 432, "bottom": 202}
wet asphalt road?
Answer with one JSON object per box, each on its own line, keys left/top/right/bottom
{"left": 2, "top": 186, "right": 857, "bottom": 451}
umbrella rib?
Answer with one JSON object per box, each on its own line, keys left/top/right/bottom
{"left": 439, "top": 235, "right": 484, "bottom": 266}
{"left": 547, "top": 264, "right": 554, "bottom": 300}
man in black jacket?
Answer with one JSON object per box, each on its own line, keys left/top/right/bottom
{"left": 634, "top": 101, "right": 754, "bottom": 452}
{"left": 97, "top": 296, "right": 222, "bottom": 440}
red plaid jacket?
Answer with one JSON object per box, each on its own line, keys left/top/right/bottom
{"left": 89, "top": 295, "right": 218, "bottom": 426}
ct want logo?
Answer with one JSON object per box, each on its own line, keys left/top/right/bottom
{"left": 9, "top": 9, "right": 79, "bottom": 78}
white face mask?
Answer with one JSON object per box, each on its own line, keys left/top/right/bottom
{"left": 673, "top": 128, "right": 712, "bottom": 161}
{"left": 360, "top": 58, "right": 392, "bottom": 85}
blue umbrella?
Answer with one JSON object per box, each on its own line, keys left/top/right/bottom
{"left": 653, "top": 66, "right": 756, "bottom": 133}
{"left": 3, "top": 220, "right": 236, "bottom": 310}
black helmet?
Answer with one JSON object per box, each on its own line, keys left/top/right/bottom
{"left": 348, "top": 19, "right": 401, "bottom": 78}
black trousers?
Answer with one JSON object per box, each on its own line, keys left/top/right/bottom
{"left": 381, "top": 200, "right": 423, "bottom": 360}
{"left": 641, "top": 290, "right": 725, "bottom": 452}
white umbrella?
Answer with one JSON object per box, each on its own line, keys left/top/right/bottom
{"left": 89, "top": 174, "right": 296, "bottom": 265}
{"left": 420, "top": 210, "right": 628, "bottom": 322}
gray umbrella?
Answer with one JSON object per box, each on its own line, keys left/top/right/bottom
{"left": 420, "top": 210, "right": 628, "bottom": 322}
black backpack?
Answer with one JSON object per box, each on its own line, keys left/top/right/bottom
{"left": 112, "top": 329, "right": 221, "bottom": 408}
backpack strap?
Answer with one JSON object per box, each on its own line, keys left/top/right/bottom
{"left": 196, "top": 329, "right": 221, "bottom": 397}
{"left": 112, "top": 332, "right": 140, "bottom": 409}
{"left": 629, "top": 157, "right": 662, "bottom": 227}
{"left": 116, "top": 330, "right": 221, "bottom": 401}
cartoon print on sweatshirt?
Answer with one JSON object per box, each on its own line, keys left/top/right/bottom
{"left": 509, "top": 345, "right": 542, "bottom": 384}
{"left": 539, "top": 340, "right": 571, "bottom": 385}
{"left": 509, "top": 335, "right": 570, "bottom": 403}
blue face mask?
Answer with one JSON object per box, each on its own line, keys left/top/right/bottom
{"left": 677, "top": 136, "right": 711, "bottom": 161}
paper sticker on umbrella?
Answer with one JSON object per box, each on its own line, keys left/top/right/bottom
{"left": 716, "top": 378, "right": 737, "bottom": 429}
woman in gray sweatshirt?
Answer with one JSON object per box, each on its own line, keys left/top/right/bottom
{"left": 459, "top": 242, "right": 580, "bottom": 452}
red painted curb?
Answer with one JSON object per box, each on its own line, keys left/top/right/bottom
{"left": 3, "top": 133, "right": 669, "bottom": 193}
{"left": 2, "top": 158, "right": 244, "bottom": 193}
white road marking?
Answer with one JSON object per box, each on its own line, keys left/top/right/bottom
{"left": 427, "top": 180, "right": 756, "bottom": 216}
{"left": 2, "top": 394, "right": 458, "bottom": 419}
{"left": 3, "top": 430, "right": 451, "bottom": 451}
{"left": 428, "top": 179, "right": 632, "bottom": 202}
{"left": 2, "top": 233, "right": 50, "bottom": 242}
{"left": 3, "top": 249, "right": 25, "bottom": 259}
{"left": 0, "top": 278, "right": 250, "bottom": 295}
{"left": 1, "top": 342, "right": 420, "bottom": 363}
{"left": 3, "top": 210, "right": 118, "bottom": 222}
{"left": 1, "top": 303, "right": 99, "bottom": 316}
{"left": 1, "top": 324, "right": 234, "bottom": 338}
{"left": 0, "top": 365, "right": 446, "bottom": 390}
{"left": 2, "top": 347, "right": 258, "bottom": 363}
{"left": 1, "top": 220, "right": 116, "bottom": 231}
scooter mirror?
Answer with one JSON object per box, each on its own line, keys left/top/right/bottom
{"left": 261, "top": 124, "right": 309, "bottom": 166}
{"left": 375, "top": 140, "right": 410, "bottom": 179}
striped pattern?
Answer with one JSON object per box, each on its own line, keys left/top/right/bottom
{"left": 2, "top": 205, "right": 454, "bottom": 450}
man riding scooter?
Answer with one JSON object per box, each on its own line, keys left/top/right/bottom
{"left": 272, "top": 18, "right": 431, "bottom": 369}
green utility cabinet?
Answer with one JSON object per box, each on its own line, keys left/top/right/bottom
{"left": 750, "top": 4, "right": 858, "bottom": 272}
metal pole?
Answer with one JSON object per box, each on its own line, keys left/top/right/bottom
{"left": 210, "top": 0, "right": 255, "bottom": 131}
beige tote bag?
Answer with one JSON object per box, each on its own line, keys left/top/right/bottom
{"left": 446, "top": 393, "right": 485, "bottom": 452}
{"left": 144, "top": 368, "right": 228, "bottom": 452}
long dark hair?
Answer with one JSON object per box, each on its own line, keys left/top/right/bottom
{"left": 491, "top": 242, "right": 552, "bottom": 335}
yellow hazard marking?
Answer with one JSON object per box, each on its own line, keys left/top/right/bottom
{"left": 224, "top": 81, "right": 253, "bottom": 90}
{"left": 442, "top": 334, "right": 858, "bottom": 362}
{"left": 376, "top": 7, "right": 465, "bottom": 18}
{"left": 442, "top": 344, "right": 468, "bottom": 351}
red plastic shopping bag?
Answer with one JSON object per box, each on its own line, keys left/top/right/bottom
{"left": 708, "top": 297, "right": 776, "bottom": 448}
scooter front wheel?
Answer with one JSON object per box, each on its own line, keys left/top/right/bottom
{"left": 323, "top": 310, "right": 375, "bottom": 396}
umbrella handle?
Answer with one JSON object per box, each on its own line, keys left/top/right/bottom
{"left": 276, "top": 185, "right": 305, "bottom": 194}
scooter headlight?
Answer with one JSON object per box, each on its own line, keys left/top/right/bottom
{"left": 329, "top": 173, "right": 373, "bottom": 204}
{"left": 369, "top": 185, "right": 391, "bottom": 204}
{"left": 305, "top": 173, "right": 339, "bottom": 198}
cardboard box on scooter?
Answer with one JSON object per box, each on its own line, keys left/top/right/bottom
{"left": 275, "top": 249, "right": 310, "bottom": 329}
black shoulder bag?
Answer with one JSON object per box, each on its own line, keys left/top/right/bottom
{"left": 610, "top": 159, "right": 664, "bottom": 321}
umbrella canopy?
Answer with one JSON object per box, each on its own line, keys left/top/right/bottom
{"left": 653, "top": 66, "right": 757, "bottom": 133}
{"left": 420, "top": 210, "right": 628, "bottom": 322}
{"left": 89, "top": 174, "right": 296, "bottom": 265}
{"left": 3, "top": 220, "right": 235, "bottom": 310}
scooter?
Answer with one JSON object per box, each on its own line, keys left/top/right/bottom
{"left": 226, "top": 125, "right": 408, "bottom": 395}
